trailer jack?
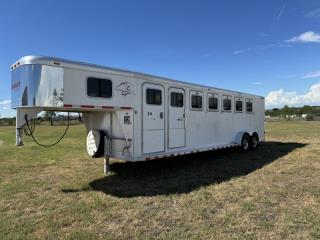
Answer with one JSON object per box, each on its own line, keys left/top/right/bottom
{"left": 103, "top": 136, "right": 110, "bottom": 175}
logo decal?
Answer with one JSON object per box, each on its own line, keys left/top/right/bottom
{"left": 115, "top": 82, "right": 135, "bottom": 96}
{"left": 11, "top": 81, "right": 20, "bottom": 91}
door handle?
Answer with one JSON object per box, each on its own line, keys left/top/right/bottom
{"left": 160, "top": 112, "right": 163, "bottom": 119}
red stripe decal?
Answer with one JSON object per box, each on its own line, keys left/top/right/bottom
{"left": 121, "top": 107, "right": 132, "bottom": 110}
{"left": 102, "top": 106, "right": 114, "bottom": 109}
{"left": 11, "top": 81, "right": 20, "bottom": 90}
{"left": 81, "top": 105, "right": 94, "bottom": 108}
{"left": 64, "top": 104, "right": 72, "bottom": 108}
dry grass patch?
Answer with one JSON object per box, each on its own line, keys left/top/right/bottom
{"left": 0, "top": 122, "right": 320, "bottom": 239}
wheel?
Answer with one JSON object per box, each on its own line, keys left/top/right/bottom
{"left": 241, "top": 133, "right": 251, "bottom": 152}
{"left": 251, "top": 133, "right": 259, "bottom": 150}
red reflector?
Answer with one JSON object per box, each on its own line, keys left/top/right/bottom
{"left": 81, "top": 105, "right": 94, "bottom": 108}
{"left": 102, "top": 106, "right": 114, "bottom": 109}
{"left": 64, "top": 104, "right": 72, "bottom": 108}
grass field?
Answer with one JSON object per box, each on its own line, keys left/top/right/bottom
{"left": 0, "top": 121, "right": 320, "bottom": 239}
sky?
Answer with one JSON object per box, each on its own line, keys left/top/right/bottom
{"left": 1, "top": 0, "right": 320, "bottom": 117}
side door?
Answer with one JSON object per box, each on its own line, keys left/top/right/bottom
{"left": 142, "top": 83, "right": 165, "bottom": 154}
{"left": 168, "top": 88, "right": 186, "bottom": 148}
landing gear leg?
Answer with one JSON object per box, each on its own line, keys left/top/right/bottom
{"left": 104, "top": 157, "right": 109, "bottom": 175}
{"left": 103, "top": 136, "right": 110, "bottom": 175}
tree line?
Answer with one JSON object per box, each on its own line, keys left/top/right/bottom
{"left": 1, "top": 107, "right": 320, "bottom": 126}
{"left": 265, "top": 105, "right": 320, "bottom": 117}
{"left": 0, "top": 111, "right": 82, "bottom": 126}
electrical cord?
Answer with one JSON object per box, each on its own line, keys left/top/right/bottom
{"left": 24, "top": 112, "right": 70, "bottom": 147}
{"left": 23, "top": 116, "right": 35, "bottom": 136}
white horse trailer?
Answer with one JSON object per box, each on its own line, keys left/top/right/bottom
{"left": 11, "top": 56, "right": 265, "bottom": 172}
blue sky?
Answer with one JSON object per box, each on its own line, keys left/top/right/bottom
{"left": 1, "top": 0, "right": 320, "bottom": 117}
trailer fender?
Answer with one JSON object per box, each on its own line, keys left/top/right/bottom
{"left": 235, "top": 131, "right": 251, "bottom": 145}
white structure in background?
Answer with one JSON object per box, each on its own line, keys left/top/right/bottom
{"left": 11, "top": 56, "right": 265, "bottom": 172}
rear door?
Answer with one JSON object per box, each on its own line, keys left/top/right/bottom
{"left": 142, "top": 84, "right": 165, "bottom": 154}
{"left": 168, "top": 88, "right": 186, "bottom": 148}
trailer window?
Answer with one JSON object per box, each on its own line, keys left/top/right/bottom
{"left": 87, "top": 78, "right": 112, "bottom": 98}
{"left": 222, "top": 95, "right": 232, "bottom": 111}
{"left": 171, "top": 92, "right": 184, "bottom": 107}
{"left": 246, "top": 99, "right": 253, "bottom": 113}
{"left": 146, "top": 88, "right": 162, "bottom": 105}
{"left": 235, "top": 98, "right": 243, "bottom": 112}
{"left": 191, "top": 95, "right": 202, "bottom": 109}
{"left": 208, "top": 93, "right": 218, "bottom": 110}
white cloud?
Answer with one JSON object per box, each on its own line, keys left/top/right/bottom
{"left": 0, "top": 99, "right": 11, "bottom": 105}
{"left": 233, "top": 48, "right": 251, "bottom": 55}
{"left": 234, "top": 31, "right": 320, "bottom": 55}
{"left": 303, "top": 71, "right": 320, "bottom": 79}
{"left": 233, "top": 42, "right": 291, "bottom": 55}
{"left": 286, "top": 31, "right": 320, "bottom": 43}
{"left": 306, "top": 8, "right": 320, "bottom": 18}
{"left": 265, "top": 82, "right": 320, "bottom": 108}
{"left": 276, "top": 3, "right": 286, "bottom": 22}
{"left": 0, "top": 99, "right": 15, "bottom": 118}
{"left": 252, "top": 82, "right": 263, "bottom": 86}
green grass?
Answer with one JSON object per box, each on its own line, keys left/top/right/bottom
{"left": 0, "top": 121, "right": 320, "bottom": 239}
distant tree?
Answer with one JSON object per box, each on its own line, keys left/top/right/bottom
{"left": 302, "top": 105, "right": 312, "bottom": 114}
{"left": 282, "top": 105, "right": 290, "bottom": 116}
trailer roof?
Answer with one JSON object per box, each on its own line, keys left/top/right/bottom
{"left": 12, "top": 55, "right": 264, "bottom": 99}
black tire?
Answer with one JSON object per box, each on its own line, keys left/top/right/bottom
{"left": 95, "top": 130, "right": 106, "bottom": 158}
{"left": 241, "top": 133, "right": 251, "bottom": 152}
{"left": 251, "top": 133, "right": 259, "bottom": 150}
